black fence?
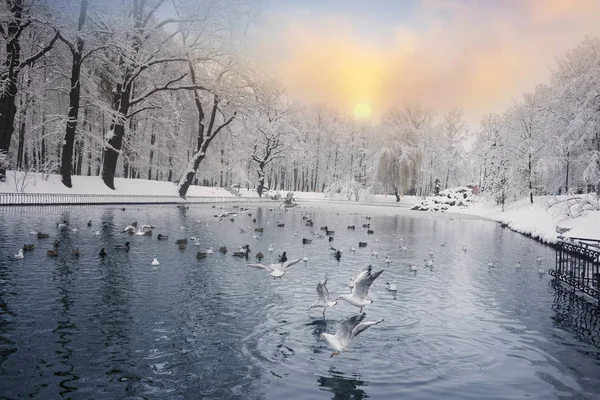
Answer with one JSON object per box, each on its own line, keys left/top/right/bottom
{"left": 549, "top": 237, "right": 600, "bottom": 304}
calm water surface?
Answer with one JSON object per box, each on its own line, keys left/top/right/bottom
{"left": 0, "top": 202, "right": 599, "bottom": 399}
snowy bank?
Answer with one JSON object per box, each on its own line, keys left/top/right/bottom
{"left": 460, "top": 195, "right": 600, "bottom": 244}
{"left": 0, "top": 171, "right": 421, "bottom": 206}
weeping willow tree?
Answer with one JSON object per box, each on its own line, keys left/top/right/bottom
{"left": 376, "top": 145, "right": 422, "bottom": 201}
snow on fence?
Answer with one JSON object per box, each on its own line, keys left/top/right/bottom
{"left": 0, "top": 192, "right": 252, "bottom": 206}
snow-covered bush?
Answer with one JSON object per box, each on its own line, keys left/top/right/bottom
{"left": 411, "top": 186, "right": 474, "bottom": 211}
{"left": 324, "top": 180, "right": 372, "bottom": 202}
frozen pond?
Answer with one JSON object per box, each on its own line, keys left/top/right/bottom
{"left": 0, "top": 202, "right": 599, "bottom": 399}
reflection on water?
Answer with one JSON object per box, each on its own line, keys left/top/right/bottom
{"left": 551, "top": 280, "right": 600, "bottom": 352}
{"left": 0, "top": 203, "right": 599, "bottom": 399}
{"left": 318, "top": 369, "right": 367, "bottom": 400}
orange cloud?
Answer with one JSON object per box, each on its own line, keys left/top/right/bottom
{"left": 256, "top": 0, "right": 600, "bottom": 126}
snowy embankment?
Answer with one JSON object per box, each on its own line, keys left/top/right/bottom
{"left": 0, "top": 171, "right": 420, "bottom": 205}
{"left": 463, "top": 196, "right": 600, "bottom": 244}
{"left": 412, "top": 186, "right": 600, "bottom": 244}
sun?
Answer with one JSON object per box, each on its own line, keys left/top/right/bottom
{"left": 354, "top": 103, "right": 372, "bottom": 119}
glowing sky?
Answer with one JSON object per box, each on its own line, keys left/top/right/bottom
{"left": 255, "top": 0, "right": 600, "bottom": 125}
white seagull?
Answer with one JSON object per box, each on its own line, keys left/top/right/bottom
{"left": 408, "top": 264, "right": 417, "bottom": 272}
{"left": 247, "top": 258, "right": 301, "bottom": 278}
{"left": 308, "top": 277, "right": 337, "bottom": 316}
{"left": 515, "top": 261, "right": 521, "bottom": 269}
{"left": 14, "top": 249, "right": 24, "bottom": 260}
{"left": 151, "top": 256, "right": 160, "bottom": 266}
{"left": 385, "top": 281, "right": 397, "bottom": 291}
{"left": 268, "top": 245, "right": 274, "bottom": 252}
{"left": 336, "top": 265, "right": 384, "bottom": 312}
{"left": 321, "top": 313, "right": 384, "bottom": 357}
{"left": 302, "top": 254, "right": 309, "bottom": 262}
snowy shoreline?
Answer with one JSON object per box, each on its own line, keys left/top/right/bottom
{"left": 1, "top": 171, "right": 599, "bottom": 245}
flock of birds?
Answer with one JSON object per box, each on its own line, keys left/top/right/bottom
{"left": 9, "top": 203, "right": 548, "bottom": 357}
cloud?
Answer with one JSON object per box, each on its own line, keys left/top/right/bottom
{"left": 255, "top": 0, "right": 600, "bottom": 126}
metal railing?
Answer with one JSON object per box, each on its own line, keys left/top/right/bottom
{"left": 0, "top": 192, "right": 257, "bottom": 206}
{"left": 549, "top": 237, "right": 600, "bottom": 304}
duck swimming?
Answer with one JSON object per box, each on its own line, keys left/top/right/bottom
{"left": 115, "top": 242, "right": 130, "bottom": 250}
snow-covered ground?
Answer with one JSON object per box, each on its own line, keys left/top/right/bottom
{"left": 461, "top": 195, "right": 600, "bottom": 244}
{"left": 0, "top": 170, "right": 419, "bottom": 204}
{"left": 2, "top": 171, "right": 598, "bottom": 244}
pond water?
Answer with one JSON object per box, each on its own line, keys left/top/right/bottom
{"left": 0, "top": 202, "right": 599, "bottom": 399}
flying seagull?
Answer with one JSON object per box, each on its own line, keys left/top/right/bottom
{"left": 321, "top": 313, "right": 384, "bottom": 357}
{"left": 247, "top": 258, "right": 301, "bottom": 278}
{"left": 336, "top": 265, "right": 384, "bottom": 312}
{"left": 309, "top": 277, "right": 337, "bottom": 317}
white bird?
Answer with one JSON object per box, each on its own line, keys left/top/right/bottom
{"left": 399, "top": 236, "right": 404, "bottom": 242}
{"left": 462, "top": 245, "right": 468, "bottom": 252}
{"left": 488, "top": 260, "right": 495, "bottom": 268}
{"left": 57, "top": 222, "right": 68, "bottom": 229}
{"left": 93, "top": 230, "right": 101, "bottom": 236}
{"left": 206, "top": 247, "right": 213, "bottom": 254}
{"left": 193, "top": 241, "right": 201, "bottom": 246}
{"left": 374, "top": 237, "right": 380, "bottom": 242}
{"left": 538, "top": 265, "right": 544, "bottom": 275}
{"left": 151, "top": 256, "right": 160, "bottom": 266}
{"left": 371, "top": 249, "right": 378, "bottom": 257}
{"left": 408, "top": 264, "right": 417, "bottom": 272}
{"left": 247, "top": 258, "right": 301, "bottom": 278}
{"left": 350, "top": 246, "right": 356, "bottom": 252}
{"left": 384, "top": 256, "right": 391, "bottom": 264}
{"left": 309, "top": 277, "right": 337, "bottom": 316}
{"left": 515, "top": 261, "right": 521, "bottom": 269}
{"left": 29, "top": 230, "right": 38, "bottom": 235}
{"left": 294, "top": 231, "right": 299, "bottom": 236}
{"left": 440, "top": 241, "right": 447, "bottom": 246}
{"left": 385, "top": 281, "right": 397, "bottom": 291}
{"left": 424, "top": 259, "right": 434, "bottom": 268}
{"left": 336, "top": 265, "right": 384, "bottom": 312}
{"left": 253, "top": 234, "right": 259, "bottom": 240}
{"left": 400, "top": 246, "right": 408, "bottom": 252}
{"left": 428, "top": 249, "right": 434, "bottom": 257}
{"left": 302, "top": 254, "right": 309, "bottom": 262}
{"left": 268, "top": 245, "right": 274, "bottom": 252}
{"left": 321, "top": 313, "right": 384, "bottom": 357}
{"left": 536, "top": 255, "right": 542, "bottom": 263}
{"left": 555, "top": 225, "right": 572, "bottom": 236}
{"left": 123, "top": 225, "right": 136, "bottom": 233}
{"left": 14, "top": 249, "right": 24, "bottom": 260}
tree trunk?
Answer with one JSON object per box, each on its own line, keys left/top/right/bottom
{"left": 393, "top": 185, "right": 400, "bottom": 202}
{"left": 256, "top": 162, "right": 266, "bottom": 197}
{"left": 0, "top": 79, "right": 18, "bottom": 180}
{"left": 60, "top": 0, "right": 87, "bottom": 188}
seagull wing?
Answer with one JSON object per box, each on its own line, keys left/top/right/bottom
{"left": 351, "top": 318, "right": 384, "bottom": 341}
{"left": 247, "top": 263, "right": 274, "bottom": 271}
{"left": 352, "top": 266, "right": 384, "bottom": 300}
{"left": 282, "top": 258, "right": 301, "bottom": 269}
{"left": 336, "top": 313, "right": 366, "bottom": 347}
{"left": 316, "top": 278, "right": 329, "bottom": 302}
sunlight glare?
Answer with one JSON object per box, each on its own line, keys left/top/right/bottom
{"left": 354, "top": 103, "right": 372, "bottom": 119}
